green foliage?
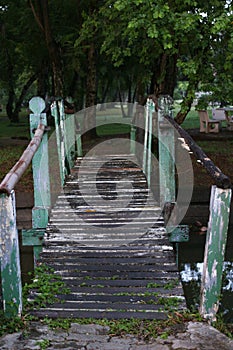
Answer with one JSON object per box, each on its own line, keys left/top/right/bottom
{"left": 39, "top": 311, "right": 207, "bottom": 340}
{"left": 0, "top": 312, "right": 26, "bottom": 337}
{"left": 37, "top": 339, "right": 51, "bottom": 350}
{"left": 212, "top": 314, "right": 233, "bottom": 339}
{"left": 23, "top": 264, "right": 70, "bottom": 311}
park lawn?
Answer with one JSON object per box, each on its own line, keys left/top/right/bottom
{"left": 0, "top": 109, "right": 30, "bottom": 139}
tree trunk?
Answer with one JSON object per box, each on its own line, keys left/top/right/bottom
{"left": 12, "top": 73, "right": 38, "bottom": 121}
{"left": 175, "top": 79, "right": 199, "bottom": 124}
{"left": 6, "top": 88, "right": 16, "bottom": 122}
{"left": 1, "top": 22, "right": 18, "bottom": 122}
{"left": 29, "top": 0, "right": 64, "bottom": 97}
{"left": 40, "top": 0, "right": 64, "bottom": 97}
{"left": 83, "top": 41, "right": 97, "bottom": 141}
{"left": 37, "top": 62, "right": 50, "bottom": 97}
{"left": 136, "top": 79, "right": 146, "bottom": 105}
{"left": 153, "top": 53, "right": 177, "bottom": 98}
{"left": 118, "top": 87, "right": 127, "bottom": 118}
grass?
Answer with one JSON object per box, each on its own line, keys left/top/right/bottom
{"left": 0, "top": 109, "right": 30, "bottom": 139}
{"left": 180, "top": 108, "right": 200, "bottom": 129}
{"left": 0, "top": 104, "right": 205, "bottom": 141}
{"left": 0, "top": 146, "right": 32, "bottom": 187}
{"left": 197, "top": 140, "right": 233, "bottom": 154}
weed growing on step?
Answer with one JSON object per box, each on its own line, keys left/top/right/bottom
{"left": 40, "top": 311, "right": 207, "bottom": 341}
{"left": 0, "top": 310, "right": 232, "bottom": 341}
{"left": 23, "top": 264, "right": 70, "bottom": 310}
{"left": 158, "top": 296, "right": 183, "bottom": 310}
{"left": 36, "top": 338, "right": 51, "bottom": 350}
{"left": 0, "top": 312, "right": 26, "bottom": 337}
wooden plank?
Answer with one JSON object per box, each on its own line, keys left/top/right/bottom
{"left": 33, "top": 301, "right": 180, "bottom": 311}
{"left": 46, "top": 263, "right": 178, "bottom": 272}
{"left": 65, "top": 287, "right": 184, "bottom": 296}
{"left": 39, "top": 255, "right": 175, "bottom": 264}
{"left": 31, "top": 309, "right": 168, "bottom": 320}
{"left": 58, "top": 278, "right": 180, "bottom": 287}
{"left": 29, "top": 291, "right": 184, "bottom": 303}
{"left": 55, "top": 270, "right": 180, "bottom": 279}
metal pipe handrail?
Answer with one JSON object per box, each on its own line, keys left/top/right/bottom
{"left": 0, "top": 124, "right": 45, "bottom": 195}
{"left": 165, "top": 114, "right": 232, "bottom": 189}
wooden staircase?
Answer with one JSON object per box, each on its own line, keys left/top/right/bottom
{"left": 29, "top": 155, "right": 186, "bottom": 319}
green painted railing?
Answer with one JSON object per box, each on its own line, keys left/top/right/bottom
{"left": 133, "top": 96, "right": 232, "bottom": 322}
{"left": 0, "top": 96, "right": 80, "bottom": 317}
{"left": 0, "top": 97, "right": 48, "bottom": 317}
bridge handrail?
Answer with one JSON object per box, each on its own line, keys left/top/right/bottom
{"left": 0, "top": 123, "right": 46, "bottom": 195}
{"left": 164, "top": 114, "right": 232, "bottom": 189}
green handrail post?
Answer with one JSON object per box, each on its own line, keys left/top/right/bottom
{"left": 199, "top": 185, "right": 232, "bottom": 321}
{"left": 0, "top": 191, "right": 22, "bottom": 317}
{"left": 142, "top": 102, "right": 149, "bottom": 175}
{"left": 22, "top": 97, "right": 51, "bottom": 264}
{"left": 76, "top": 122, "right": 83, "bottom": 158}
{"left": 142, "top": 98, "right": 154, "bottom": 187}
{"left": 59, "top": 100, "right": 68, "bottom": 178}
{"left": 60, "top": 100, "right": 76, "bottom": 173}
{"left": 51, "top": 100, "right": 66, "bottom": 185}
{"left": 147, "top": 99, "right": 153, "bottom": 188}
{"left": 158, "top": 95, "right": 176, "bottom": 206}
{"left": 130, "top": 124, "right": 136, "bottom": 155}
{"left": 65, "top": 112, "right": 76, "bottom": 170}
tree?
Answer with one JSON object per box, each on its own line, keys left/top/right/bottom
{"left": 88, "top": 0, "right": 233, "bottom": 123}
{"left": 0, "top": 1, "right": 40, "bottom": 122}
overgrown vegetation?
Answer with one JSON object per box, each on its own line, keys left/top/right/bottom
{"left": 23, "top": 264, "right": 70, "bottom": 311}
{"left": 0, "top": 263, "right": 232, "bottom": 341}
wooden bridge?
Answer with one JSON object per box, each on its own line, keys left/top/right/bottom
{"left": 0, "top": 96, "right": 232, "bottom": 322}
{"left": 32, "top": 153, "right": 185, "bottom": 319}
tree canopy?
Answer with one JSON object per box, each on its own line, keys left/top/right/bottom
{"left": 0, "top": 0, "right": 232, "bottom": 122}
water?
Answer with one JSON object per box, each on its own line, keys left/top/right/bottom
{"left": 178, "top": 226, "right": 233, "bottom": 323}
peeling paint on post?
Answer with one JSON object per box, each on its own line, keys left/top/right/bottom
{"left": 130, "top": 125, "right": 136, "bottom": 155}
{"left": 0, "top": 191, "right": 22, "bottom": 317}
{"left": 59, "top": 100, "right": 68, "bottom": 179}
{"left": 29, "top": 97, "right": 51, "bottom": 261}
{"left": 63, "top": 110, "right": 76, "bottom": 171}
{"left": 51, "top": 101, "right": 66, "bottom": 185}
{"left": 158, "top": 97, "right": 175, "bottom": 206}
{"left": 76, "top": 124, "right": 83, "bottom": 158}
{"left": 199, "top": 185, "right": 232, "bottom": 321}
{"left": 142, "top": 99, "right": 154, "bottom": 187}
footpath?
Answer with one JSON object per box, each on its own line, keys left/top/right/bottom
{"left": 0, "top": 320, "right": 232, "bottom": 350}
